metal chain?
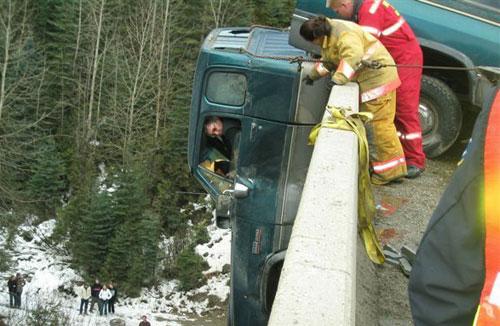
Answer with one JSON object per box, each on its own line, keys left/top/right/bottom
{"left": 238, "top": 47, "right": 480, "bottom": 71}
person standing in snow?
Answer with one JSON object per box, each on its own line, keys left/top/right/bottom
{"left": 74, "top": 282, "right": 91, "bottom": 314}
{"left": 14, "top": 273, "right": 25, "bottom": 308}
{"left": 139, "top": 315, "right": 151, "bottom": 326}
{"left": 98, "top": 285, "right": 112, "bottom": 316}
{"left": 7, "top": 275, "right": 17, "bottom": 308}
{"left": 89, "top": 278, "right": 102, "bottom": 313}
{"left": 108, "top": 282, "right": 117, "bottom": 314}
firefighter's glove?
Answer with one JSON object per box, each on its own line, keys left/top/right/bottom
{"left": 302, "top": 75, "right": 315, "bottom": 86}
{"left": 327, "top": 78, "right": 339, "bottom": 89}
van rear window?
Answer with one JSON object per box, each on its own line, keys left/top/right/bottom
{"left": 206, "top": 72, "right": 247, "bottom": 106}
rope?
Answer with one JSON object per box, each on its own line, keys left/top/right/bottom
{"left": 238, "top": 47, "right": 481, "bottom": 71}
{"left": 238, "top": 47, "right": 321, "bottom": 64}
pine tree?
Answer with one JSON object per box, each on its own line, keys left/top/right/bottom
{"left": 29, "top": 0, "right": 80, "bottom": 131}
{"left": 28, "top": 137, "right": 67, "bottom": 219}
{"left": 174, "top": 245, "right": 208, "bottom": 291}
{"left": 73, "top": 189, "right": 116, "bottom": 276}
{"left": 252, "top": 0, "right": 295, "bottom": 26}
{"left": 103, "top": 222, "right": 131, "bottom": 284}
{"left": 123, "top": 212, "right": 161, "bottom": 295}
{"left": 111, "top": 168, "right": 148, "bottom": 223}
{"left": 135, "top": 211, "right": 161, "bottom": 282}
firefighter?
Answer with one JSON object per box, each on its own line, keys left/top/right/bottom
{"left": 327, "top": 0, "right": 426, "bottom": 178}
{"left": 409, "top": 83, "right": 500, "bottom": 325}
{"left": 301, "top": 16, "right": 406, "bottom": 185}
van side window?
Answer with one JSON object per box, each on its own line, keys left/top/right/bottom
{"left": 198, "top": 117, "right": 241, "bottom": 194}
{"left": 206, "top": 72, "right": 247, "bottom": 106}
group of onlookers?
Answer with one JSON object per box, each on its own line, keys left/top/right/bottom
{"left": 7, "top": 273, "right": 25, "bottom": 308}
{"left": 74, "top": 278, "right": 117, "bottom": 316}
{"left": 7, "top": 274, "right": 153, "bottom": 324}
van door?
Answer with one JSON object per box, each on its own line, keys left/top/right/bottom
{"left": 228, "top": 116, "right": 291, "bottom": 325}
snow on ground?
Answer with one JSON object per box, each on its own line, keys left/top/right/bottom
{"left": 0, "top": 215, "right": 231, "bottom": 325}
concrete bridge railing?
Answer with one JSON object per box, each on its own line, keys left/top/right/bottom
{"left": 269, "top": 83, "right": 360, "bottom": 326}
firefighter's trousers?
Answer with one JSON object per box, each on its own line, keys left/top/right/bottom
{"left": 362, "top": 91, "right": 407, "bottom": 184}
{"left": 395, "top": 50, "right": 426, "bottom": 169}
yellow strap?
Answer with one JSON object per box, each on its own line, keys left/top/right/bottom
{"left": 309, "top": 106, "right": 385, "bottom": 264}
{"left": 473, "top": 304, "right": 480, "bottom": 325}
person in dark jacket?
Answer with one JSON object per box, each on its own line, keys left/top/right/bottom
{"left": 108, "top": 282, "right": 117, "bottom": 314}
{"left": 409, "top": 81, "right": 500, "bottom": 325}
{"left": 7, "top": 275, "right": 17, "bottom": 308}
{"left": 203, "top": 116, "right": 241, "bottom": 178}
{"left": 139, "top": 315, "right": 151, "bottom": 326}
{"left": 89, "top": 279, "right": 102, "bottom": 313}
{"left": 14, "top": 273, "right": 25, "bottom": 308}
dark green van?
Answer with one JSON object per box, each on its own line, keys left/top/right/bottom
{"left": 188, "top": 27, "right": 329, "bottom": 325}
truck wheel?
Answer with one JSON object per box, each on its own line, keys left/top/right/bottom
{"left": 419, "top": 75, "right": 462, "bottom": 158}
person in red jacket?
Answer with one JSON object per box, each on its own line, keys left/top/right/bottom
{"left": 327, "top": 0, "right": 426, "bottom": 178}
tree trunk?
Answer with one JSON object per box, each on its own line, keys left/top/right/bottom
{"left": 0, "top": 0, "right": 12, "bottom": 122}
{"left": 87, "top": 0, "right": 106, "bottom": 135}
{"left": 155, "top": 0, "right": 171, "bottom": 140}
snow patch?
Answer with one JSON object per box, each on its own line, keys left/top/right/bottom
{"left": 0, "top": 213, "right": 231, "bottom": 325}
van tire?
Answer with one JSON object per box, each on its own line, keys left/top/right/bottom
{"left": 419, "top": 75, "right": 462, "bottom": 158}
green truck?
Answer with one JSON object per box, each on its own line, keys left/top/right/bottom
{"left": 188, "top": 1, "right": 499, "bottom": 325}
{"left": 291, "top": 0, "right": 500, "bottom": 157}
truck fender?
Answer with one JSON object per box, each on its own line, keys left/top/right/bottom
{"left": 418, "top": 38, "right": 482, "bottom": 106}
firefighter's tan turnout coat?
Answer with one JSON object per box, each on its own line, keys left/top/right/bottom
{"left": 310, "top": 18, "right": 406, "bottom": 183}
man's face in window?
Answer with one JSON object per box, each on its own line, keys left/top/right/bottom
{"left": 205, "top": 118, "right": 224, "bottom": 137}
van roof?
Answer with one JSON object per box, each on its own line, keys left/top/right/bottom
{"left": 206, "top": 27, "right": 305, "bottom": 58}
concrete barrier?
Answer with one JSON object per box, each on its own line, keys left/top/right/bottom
{"left": 268, "top": 83, "right": 360, "bottom": 326}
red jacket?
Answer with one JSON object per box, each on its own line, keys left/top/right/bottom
{"left": 355, "top": 0, "right": 421, "bottom": 63}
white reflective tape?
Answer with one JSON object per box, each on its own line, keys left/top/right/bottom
{"left": 382, "top": 17, "right": 405, "bottom": 36}
{"left": 489, "top": 272, "right": 500, "bottom": 306}
{"left": 315, "top": 62, "right": 330, "bottom": 77}
{"left": 362, "top": 42, "right": 380, "bottom": 60}
{"left": 361, "top": 83, "right": 388, "bottom": 102}
{"left": 338, "top": 60, "right": 356, "bottom": 79}
{"left": 398, "top": 132, "right": 422, "bottom": 140}
{"left": 372, "top": 157, "right": 406, "bottom": 172}
{"left": 361, "top": 25, "right": 382, "bottom": 37}
{"left": 361, "top": 78, "right": 400, "bottom": 103}
{"left": 369, "top": 0, "right": 382, "bottom": 14}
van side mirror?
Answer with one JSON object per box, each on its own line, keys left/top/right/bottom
{"left": 224, "top": 182, "right": 249, "bottom": 199}
{"left": 216, "top": 194, "right": 232, "bottom": 229}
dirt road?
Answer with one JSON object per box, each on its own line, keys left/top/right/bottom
{"left": 366, "top": 142, "right": 465, "bottom": 326}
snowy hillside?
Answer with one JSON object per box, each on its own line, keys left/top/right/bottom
{"left": 0, "top": 217, "right": 230, "bottom": 325}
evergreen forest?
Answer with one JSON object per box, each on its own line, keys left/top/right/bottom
{"left": 0, "top": 0, "right": 294, "bottom": 295}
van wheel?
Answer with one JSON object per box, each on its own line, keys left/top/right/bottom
{"left": 419, "top": 75, "right": 462, "bottom": 158}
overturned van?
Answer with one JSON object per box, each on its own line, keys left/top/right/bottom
{"left": 188, "top": 27, "right": 329, "bottom": 325}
